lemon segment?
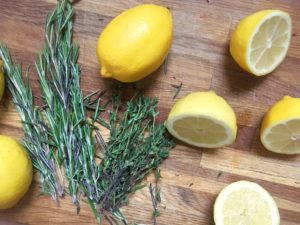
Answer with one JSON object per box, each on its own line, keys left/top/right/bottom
{"left": 214, "top": 181, "right": 280, "bottom": 225}
{"left": 0, "top": 60, "right": 5, "bottom": 101}
{"left": 165, "top": 91, "right": 237, "bottom": 148}
{"left": 261, "top": 96, "right": 300, "bottom": 154}
{"left": 97, "top": 4, "right": 173, "bottom": 83}
{"left": 230, "top": 10, "right": 292, "bottom": 76}
{"left": 0, "top": 135, "right": 33, "bottom": 209}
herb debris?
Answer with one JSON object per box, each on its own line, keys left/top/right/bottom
{"left": 172, "top": 82, "right": 183, "bottom": 99}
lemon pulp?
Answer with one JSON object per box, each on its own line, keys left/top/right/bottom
{"left": 214, "top": 181, "right": 280, "bottom": 225}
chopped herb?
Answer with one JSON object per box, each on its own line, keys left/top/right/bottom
{"left": 217, "top": 171, "right": 223, "bottom": 178}
{"left": 171, "top": 82, "right": 183, "bottom": 99}
{"left": 155, "top": 168, "right": 162, "bottom": 203}
{"left": 163, "top": 54, "right": 169, "bottom": 75}
{"left": 153, "top": 209, "right": 161, "bottom": 218}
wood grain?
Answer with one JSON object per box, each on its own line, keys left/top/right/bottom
{"left": 0, "top": 0, "right": 300, "bottom": 224}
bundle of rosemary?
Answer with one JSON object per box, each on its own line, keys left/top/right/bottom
{"left": 0, "top": 45, "right": 64, "bottom": 201}
{"left": 0, "top": 0, "right": 174, "bottom": 223}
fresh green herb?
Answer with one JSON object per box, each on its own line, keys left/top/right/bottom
{"left": 172, "top": 82, "right": 183, "bottom": 99}
{"left": 152, "top": 209, "right": 161, "bottom": 218}
{"left": 1, "top": 1, "right": 175, "bottom": 224}
{"left": 93, "top": 88, "right": 175, "bottom": 222}
{"left": 155, "top": 169, "right": 162, "bottom": 203}
{"left": 0, "top": 45, "right": 64, "bottom": 200}
{"left": 150, "top": 184, "right": 159, "bottom": 225}
{"left": 35, "top": 0, "right": 100, "bottom": 210}
{"left": 149, "top": 168, "right": 163, "bottom": 225}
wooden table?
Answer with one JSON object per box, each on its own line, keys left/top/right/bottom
{"left": 0, "top": 0, "right": 300, "bottom": 224}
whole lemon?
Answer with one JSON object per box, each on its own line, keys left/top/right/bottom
{"left": 97, "top": 4, "right": 173, "bottom": 83}
{"left": 0, "top": 60, "right": 5, "bottom": 100}
{"left": 0, "top": 135, "right": 33, "bottom": 209}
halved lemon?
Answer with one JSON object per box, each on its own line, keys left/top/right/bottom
{"left": 214, "top": 180, "right": 280, "bottom": 225}
{"left": 230, "top": 10, "right": 292, "bottom": 76}
{"left": 261, "top": 96, "right": 300, "bottom": 154}
{"left": 165, "top": 91, "right": 237, "bottom": 148}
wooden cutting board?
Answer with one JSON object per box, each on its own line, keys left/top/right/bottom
{"left": 0, "top": 0, "right": 300, "bottom": 224}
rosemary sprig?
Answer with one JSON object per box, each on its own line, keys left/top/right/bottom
{"left": 35, "top": 0, "right": 99, "bottom": 210}
{"left": 0, "top": 44, "right": 64, "bottom": 200}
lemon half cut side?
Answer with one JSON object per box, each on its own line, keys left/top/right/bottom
{"left": 230, "top": 10, "right": 292, "bottom": 76}
{"left": 165, "top": 92, "right": 237, "bottom": 148}
{"left": 261, "top": 96, "right": 300, "bottom": 154}
{"left": 214, "top": 180, "right": 280, "bottom": 225}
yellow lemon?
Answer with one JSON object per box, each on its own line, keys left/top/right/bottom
{"left": 165, "top": 91, "right": 237, "bottom": 148}
{"left": 261, "top": 96, "right": 300, "bottom": 154}
{"left": 214, "top": 180, "right": 280, "bottom": 225}
{"left": 0, "top": 135, "right": 33, "bottom": 209}
{"left": 230, "top": 10, "right": 292, "bottom": 76}
{"left": 0, "top": 60, "right": 5, "bottom": 101}
{"left": 97, "top": 4, "right": 173, "bottom": 83}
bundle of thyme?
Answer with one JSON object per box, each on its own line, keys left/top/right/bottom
{"left": 91, "top": 88, "right": 175, "bottom": 223}
{"left": 0, "top": 0, "right": 175, "bottom": 224}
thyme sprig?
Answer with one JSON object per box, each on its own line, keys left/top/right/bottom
{"left": 92, "top": 88, "right": 175, "bottom": 222}
{"left": 150, "top": 168, "right": 162, "bottom": 225}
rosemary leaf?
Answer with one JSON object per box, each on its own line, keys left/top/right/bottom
{"left": 171, "top": 82, "right": 183, "bottom": 99}
{"left": 163, "top": 54, "right": 169, "bottom": 76}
